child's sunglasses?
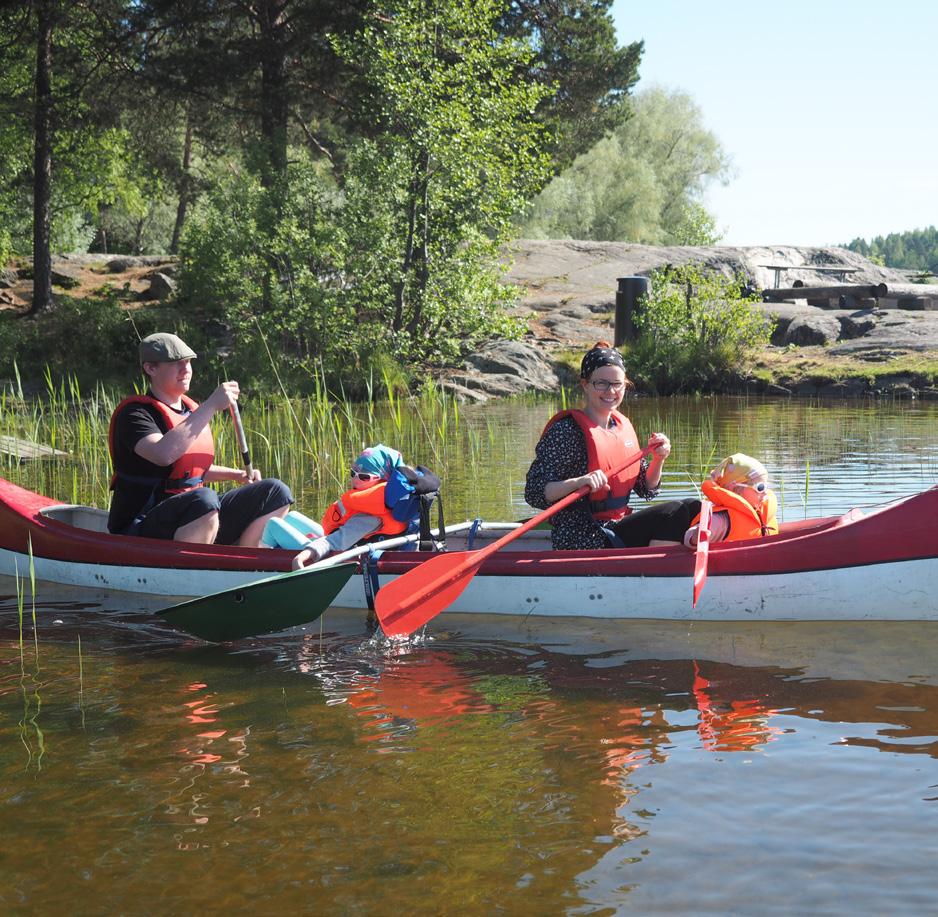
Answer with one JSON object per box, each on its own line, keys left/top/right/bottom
{"left": 350, "top": 470, "right": 380, "bottom": 482}
{"left": 731, "top": 480, "right": 767, "bottom": 493}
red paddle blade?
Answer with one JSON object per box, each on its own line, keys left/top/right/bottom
{"left": 376, "top": 551, "right": 479, "bottom": 638}
{"left": 692, "top": 500, "right": 712, "bottom": 608}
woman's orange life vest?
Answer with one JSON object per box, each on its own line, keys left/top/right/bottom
{"left": 542, "top": 409, "right": 642, "bottom": 522}
{"left": 108, "top": 394, "right": 215, "bottom": 494}
{"left": 321, "top": 481, "right": 409, "bottom": 538}
{"left": 692, "top": 479, "right": 779, "bottom": 542}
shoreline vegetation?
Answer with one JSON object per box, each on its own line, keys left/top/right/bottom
{"left": 4, "top": 243, "right": 938, "bottom": 402}
{"left": 2, "top": 3, "right": 935, "bottom": 402}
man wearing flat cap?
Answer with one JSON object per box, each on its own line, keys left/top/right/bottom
{"left": 107, "top": 332, "right": 292, "bottom": 545}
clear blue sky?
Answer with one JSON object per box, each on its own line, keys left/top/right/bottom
{"left": 611, "top": 1, "right": 938, "bottom": 246}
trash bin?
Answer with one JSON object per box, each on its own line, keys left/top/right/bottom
{"left": 614, "top": 276, "right": 650, "bottom": 346}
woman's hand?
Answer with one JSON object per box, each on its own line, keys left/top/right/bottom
{"left": 648, "top": 432, "right": 671, "bottom": 461}
{"left": 580, "top": 470, "right": 608, "bottom": 492}
{"left": 544, "top": 470, "right": 607, "bottom": 504}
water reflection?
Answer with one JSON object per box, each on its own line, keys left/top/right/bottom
{"left": 3, "top": 609, "right": 938, "bottom": 910}
{"left": 4, "top": 395, "right": 938, "bottom": 910}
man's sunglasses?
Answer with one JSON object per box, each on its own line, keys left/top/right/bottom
{"left": 350, "top": 470, "right": 380, "bottom": 481}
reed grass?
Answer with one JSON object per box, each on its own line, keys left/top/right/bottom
{"left": 77, "top": 632, "right": 85, "bottom": 729}
{"left": 3, "top": 373, "right": 938, "bottom": 526}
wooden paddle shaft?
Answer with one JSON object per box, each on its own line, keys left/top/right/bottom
{"left": 228, "top": 402, "right": 254, "bottom": 478}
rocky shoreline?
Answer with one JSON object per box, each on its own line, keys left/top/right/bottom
{"left": 5, "top": 243, "right": 938, "bottom": 400}
{"left": 441, "top": 241, "right": 938, "bottom": 401}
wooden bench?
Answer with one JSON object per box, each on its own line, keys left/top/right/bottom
{"left": 761, "top": 264, "right": 860, "bottom": 288}
{"left": 0, "top": 435, "right": 68, "bottom": 462}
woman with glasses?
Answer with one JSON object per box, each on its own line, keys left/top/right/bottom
{"left": 525, "top": 341, "right": 700, "bottom": 549}
{"left": 684, "top": 454, "right": 778, "bottom": 547}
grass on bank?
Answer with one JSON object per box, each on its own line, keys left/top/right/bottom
{"left": 753, "top": 348, "right": 938, "bottom": 390}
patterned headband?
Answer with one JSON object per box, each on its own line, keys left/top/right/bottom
{"left": 580, "top": 346, "right": 625, "bottom": 379}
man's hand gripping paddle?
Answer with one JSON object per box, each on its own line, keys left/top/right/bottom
{"left": 229, "top": 401, "right": 254, "bottom": 480}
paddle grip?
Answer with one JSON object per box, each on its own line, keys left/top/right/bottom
{"left": 229, "top": 402, "right": 254, "bottom": 478}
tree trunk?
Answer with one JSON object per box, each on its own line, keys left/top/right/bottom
{"left": 170, "top": 107, "right": 194, "bottom": 254}
{"left": 258, "top": 0, "right": 288, "bottom": 186}
{"left": 28, "top": 0, "right": 54, "bottom": 317}
{"left": 405, "top": 149, "right": 430, "bottom": 339}
{"left": 393, "top": 155, "right": 424, "bottom": 333}
{"left": 255, "top": 0, "right": 288, "bottom": 312}
{"left": 133, "top": 217, "right": 145, "bottom": 254}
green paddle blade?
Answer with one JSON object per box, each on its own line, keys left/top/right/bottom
{"left": 158, "top": 562, "right": 357, "bottom": 642}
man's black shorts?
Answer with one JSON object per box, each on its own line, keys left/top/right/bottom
{"left": 133, "top": 479, "right": 293, "bottom": 543}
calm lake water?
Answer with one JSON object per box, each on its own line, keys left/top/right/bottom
{"left": 3, "top": 395, "right": 938, "bottom": 913}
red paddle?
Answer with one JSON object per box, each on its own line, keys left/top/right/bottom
{"left": 375, "top": 445, "right": 654, "bottom": 638}
{"left": 692, "top": 498, "right": 712, "bottom": 608}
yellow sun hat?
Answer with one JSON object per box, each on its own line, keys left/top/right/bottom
{"left": 711, "top": 453, "right": 768, "bottom": 488}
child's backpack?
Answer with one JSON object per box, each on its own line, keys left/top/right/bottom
{"left": 384, "top": 465, "right": 444, "bottom": 550}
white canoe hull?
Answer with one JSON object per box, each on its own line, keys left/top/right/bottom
{"left": 332, "top": 556, "right": 938, "bottom": 621}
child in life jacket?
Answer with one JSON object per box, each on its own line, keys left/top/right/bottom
{"left": 684, "top": 453, "right": 779, "bottom": 548}
{"left": 267, "top": 444, "right": 439, "bottom": 569}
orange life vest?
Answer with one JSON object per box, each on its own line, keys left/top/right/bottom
{"left": 542, "top": 409, "right": 641, "bottom": 522}
{"left": 321, "top": 481, "right": 408, "bottom": 538}
{"left": 108, "top": 394, "right": 215, "bottom": 494}
{"left": 692, "top": 479, "right": 779, "bottom": 541}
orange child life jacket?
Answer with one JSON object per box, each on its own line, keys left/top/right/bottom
{"left": 321, "top": 481, "right": 409, "bottom": 538}
{"left": 108, "top": 394, "right": 215, "bottom": 494}
{"left": 542, "top": 409, "right": 641, "bottom": 522}
{"left": 692, "top": 479, "right": 779, "bottom": 542}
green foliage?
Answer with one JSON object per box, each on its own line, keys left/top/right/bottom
{"left": 178, "top": 154, "right": 354, "bottom": 389}
{"left": 0, "top": 4, "right": 161, "bottom": 258}
{"left": 498, "top": 0, "right": 643, "bottom": 170}
{"left": 627, "top": 264, "right": 771, "bottom": 394}
{"left": 179, "top": 0, "right": 550, "bottom": 391}
{"left": 0, "top": 292, "right": 164, "bottom": 387}
{"left": 521, "top": 87, "right": 730, "bottom": 243}
{"left": 847, "top": 226, "right": 938, "bottom": 275}
{"left": 670, "top": 200, "right": 725, "bottom": 246}
{"left": 332, "top": 0, "right": 551, "bottom": 363}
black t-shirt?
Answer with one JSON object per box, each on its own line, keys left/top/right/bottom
{"left": 107, "top": 397, "right": 193, "bottom": 534}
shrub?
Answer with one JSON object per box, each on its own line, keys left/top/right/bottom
{"left": 628, "top": 264, "right": 770, "bottom": 394}
{"left": 0, "top": 291, "right": 169, "bottom": 388}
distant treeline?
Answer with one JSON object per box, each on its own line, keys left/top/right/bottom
{"left": 847, "top": 227, "right": 938, "bottom": 275}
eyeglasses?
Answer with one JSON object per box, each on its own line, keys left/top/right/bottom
{"left": 590, "top": 380, "right": 626, "bottom": 393}
{"left": 350, "top": 470, "right": 380, "bottom": 482}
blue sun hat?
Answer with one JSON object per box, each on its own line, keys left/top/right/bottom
{"left": 352, "top": 444, "right": 403, "bottom": 480}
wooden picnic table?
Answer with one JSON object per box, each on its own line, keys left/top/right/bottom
{"left": 761, "top": 264, "right": 860, "bottom": 288}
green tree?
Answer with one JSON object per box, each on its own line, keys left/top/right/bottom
{"left": 0, "top": 1, "right": 153, "bottom": 308}
{"left": 627, "top": 264, "right": 770, "bottom": 394}
{"left": 847, "top": 227, "right": 938, "bottom": 276}
{"left": 333, "top": 0, "right": 552, "bottom": 362}
{"left": 498, "top": 0, "right": 643, "bottom": 170}
{"left": 521, "top": 86, "right": 730, "bottom": 244}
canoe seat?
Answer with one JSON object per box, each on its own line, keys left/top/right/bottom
{"left": 39, "top": 504, "right": 110, "bottom": 533}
